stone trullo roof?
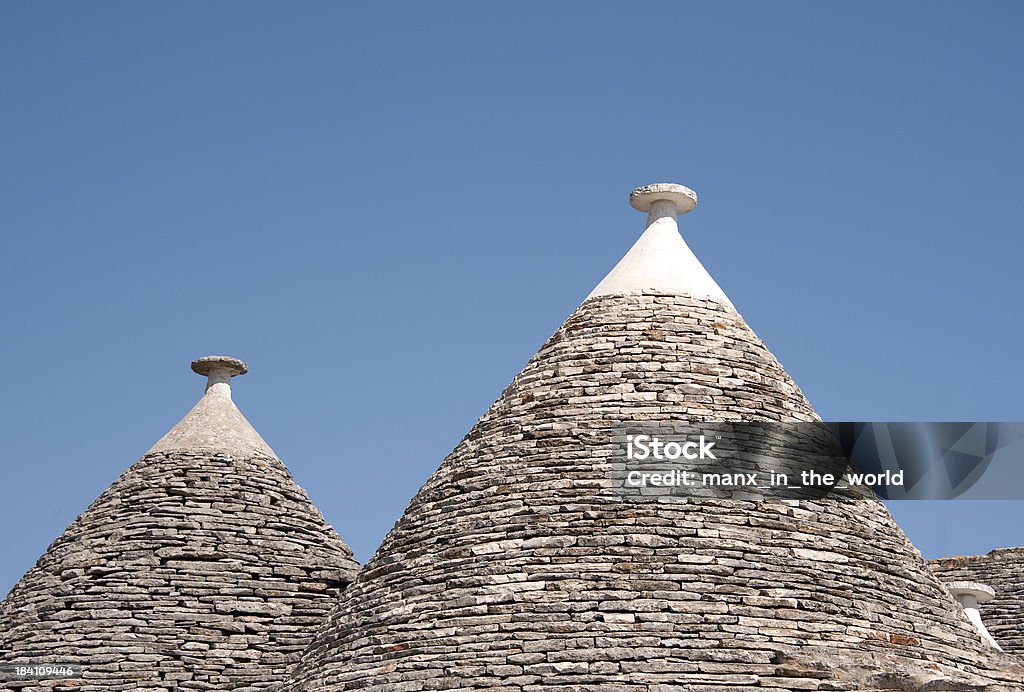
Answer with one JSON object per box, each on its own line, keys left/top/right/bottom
{"left": 931, "top": 548, "right": 1024, "bottom": 658}
{"left": 0, "top": 356, "right": 360, "bottom": 691}
{"left": 282, "top": 185, "right": 1024, "bottom": 690}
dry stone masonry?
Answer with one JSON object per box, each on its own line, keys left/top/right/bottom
{"left": 2, "top": 186, "right": 1022, "bottom": 692}
{"left": 0, "top": 357, "right": 360, "bottom": 691}
{"left": 281, "top": 185, "right": 1024, "bottom": 691}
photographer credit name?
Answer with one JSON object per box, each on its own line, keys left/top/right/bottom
{"left": 623, "top": 434, "right": 904, "bottom": 488}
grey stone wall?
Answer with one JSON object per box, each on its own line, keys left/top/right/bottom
{"left": 281, "top": 293, "right": 1023, "bottom": 690}
{"left": 931, "top": 548, "right": 1024, "bottom": 658}
{"left": 0, "top": 448, "right": 360, "bottom": 691}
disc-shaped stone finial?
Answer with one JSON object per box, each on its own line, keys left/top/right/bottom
{"left": 629, "top": 183, "right": 698, "bottom": 215}
{"left": 945, "top": 581, "right": 996, "bottom": 604}
{"left": 191, "top": 355, "right": 248, "bottom": 378}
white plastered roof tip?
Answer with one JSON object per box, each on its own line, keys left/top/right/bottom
{"left": 586, "top": 183, "right": 733, "bottom": 308}
{"left": 146, "top": 355, "right": 276, "bottom": 459}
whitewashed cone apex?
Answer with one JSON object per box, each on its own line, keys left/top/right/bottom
{"left": 588, "top": 182, "right": 732, "bottom": 307}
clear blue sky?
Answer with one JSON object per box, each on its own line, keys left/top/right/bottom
{"left": 2, "top": 2, "right": 1022, "bottom": 596}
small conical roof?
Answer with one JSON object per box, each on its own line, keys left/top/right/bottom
{"left": 0, "top": 356, "right": 360, "bottom": 690}
{"left": 283, "top": 186, "right": 1023, "bottom": 690}
{"left": 932, "top": 547, "right": 1024, "bottom": 657}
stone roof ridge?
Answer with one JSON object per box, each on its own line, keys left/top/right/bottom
{"left": 147, "top": 354, "right": 276, "bottom": 458}
{"left": 932, "top": 546, "right": 1024, "bottom": 565}
{"left": 988, "top": 546, "right": 1024, "bottom": 556}
{"left": 587, "top": 182, "right": 733, "bottom": 306}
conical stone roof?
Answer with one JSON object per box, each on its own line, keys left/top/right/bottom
{"left": 282, "top": 185, "right": 1023, "bottom": 691}
{"left": 0, "top": 356, "right": 360, "bottom": 691}
{"left": 931, "top": 548, "right": 1024, "bottom": 658}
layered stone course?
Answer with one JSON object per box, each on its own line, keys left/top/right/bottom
{"left": 0, "top": 448, "right": 360, "bottom": 691}
{"left": 282, "top": 293, "right": 1023, "bottom": 690}
{"left": 931, "top": 548, "right": 1024, "bottom": 658}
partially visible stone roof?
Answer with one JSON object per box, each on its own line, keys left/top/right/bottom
{"left": 931, "top": 547, "right": 1024, "bottom": 658}
{"left": 0, "top": 356, "right": 360, "bottom": 691}
{"left": 281, "top": 186, "right": 1024, "bottom": 691}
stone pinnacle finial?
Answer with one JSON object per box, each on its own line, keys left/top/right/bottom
{"left": 945, "top": 581, "right": 1002, "bottom": 650}
{"left": 630, "top": 183, "right": 697, "bottom": 226}
{"left": 586, "top": 182, "right": 729, "bottom": 304}
{"left": 191, "top": 355, "right": 248, "bottom": 395}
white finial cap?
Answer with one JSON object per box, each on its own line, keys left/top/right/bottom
{"left": 945, "top": 581, "right": 1002, "bottom": 650}
{"left": 192, "top": 355, "right": 247, "bottom": 378}
{"left": 629, "top": 183, "right": 698, "bottom": 215}
{"left": 945, "top": 581, "right": 996, "bottom": 604}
